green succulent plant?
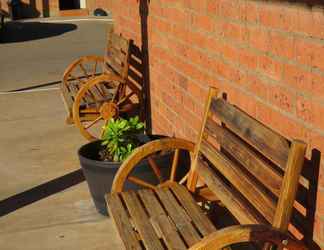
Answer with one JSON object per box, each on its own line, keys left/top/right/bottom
{"left": 101, "top": 116, "right": 145, "bottom": 162}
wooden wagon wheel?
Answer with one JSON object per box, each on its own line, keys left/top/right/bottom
{"left": 62, "top": 55, "right": 104, "bottom": 90}
{"left": 189, "top": 224, "right": 307, "bottom": 250}
{"left": 73, "top": 74, "right": 141, "bottom": 141}
{"left": 111, "top": 138, "right": 195, "bottom": 193}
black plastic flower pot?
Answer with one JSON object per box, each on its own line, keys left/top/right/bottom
{"left": 78, "top": 135, "right": 190, "bottom": 216}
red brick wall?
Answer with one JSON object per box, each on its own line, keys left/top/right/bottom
{"left": 97, "top": 0, "right": 324, "bottom": 247}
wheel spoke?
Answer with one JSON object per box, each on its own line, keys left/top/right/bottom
{"left": 170, "top": 149, "right": 180, "bottom": 181}
{"left": 128, "top": 176, "right": 156, "bottom": 189}
{"left": 84, "top": 115, "right": 103, "bottom": 129}
{"left": 69, "top": 74, "right": 86, "bottom": 85}
{"left": 147, "top": 156, "right": 163, "bottom": 183}
{"left": 119, "top": 103, "right": 139, "bottom": 113}
{"left": 93, "top": 61, "right": 98, "bottom": 77}
{"left": 117, "top": 91, "right": 135, "bottom": 105}
{"left": 179, "top": 173, "right": 189, "bottom": 185}
{"left": 112, "top": 83, "right": 122, "bottom": 103}
{"left": 79, "top": 108, "right": 100, "bottom": 114}
{"left": 79, "top": 63, "right": 89, "bottom": 78}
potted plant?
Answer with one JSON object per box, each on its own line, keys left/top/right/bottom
{"left": 78, "top": 116, "right": 168, "bottom": 215}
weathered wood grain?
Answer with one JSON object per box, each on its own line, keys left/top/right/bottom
{"left": 205, "top": 119, "right": 283, "bottom": 197}
{"left": 138, "top": 189, "right": 187, "bottom": 250}
{"left": 210, "top": 98, "right": 290, "bottom": 168}
{"left": 155, "top": 187, "right": 201, "bottom": 246}
{"left": 106, "top": 193, "right": 142, "bottom": 250}
{"left": 196, "top": 158, "right": 266, "bottom": 225}
{"left": 121, "top": 191, "right": 164, "bottom": 250}
{"left": 200, "top": 140, "right": 276, "bottom": 223}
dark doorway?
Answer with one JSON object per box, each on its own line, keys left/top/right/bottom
{"left": 59, "top": 0, "right": 80, "bottom": 10}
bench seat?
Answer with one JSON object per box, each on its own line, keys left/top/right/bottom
{"left": 106, "top": 183, "right": 216, "bottom": 250}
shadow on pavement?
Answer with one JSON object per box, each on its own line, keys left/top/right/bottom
{"left": 0, "top": 169, "right": 85, "bottom": 217}
{"left": 0, "top": 21, "right": 77, "bottom": 43}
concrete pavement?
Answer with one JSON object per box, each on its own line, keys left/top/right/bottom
{"left": 0, "top": 18, "right": 123, "bottom": 249}
{"left": 0, "top": 18, "right": 111, "bottom": 92}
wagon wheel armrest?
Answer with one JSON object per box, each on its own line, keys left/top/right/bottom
{"left": 189, "top": 225, "right": 307, "bottom": 250}
{"left": 62, "top": 55, "right": 105, "bottom": 82}
{"left": 111, "top": 138, "right": 196, "bottom": 193}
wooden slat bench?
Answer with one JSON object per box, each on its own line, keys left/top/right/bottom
{"left": 106, "top": 87, "right": 307, "bottom": 250}
{"left": 60, "top": 30, "right": 144, "bottom": 140}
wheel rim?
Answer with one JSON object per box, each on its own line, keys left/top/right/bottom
{"left": 73, "top": 70, "right": 143, "bottom": 141}
{"left": 111, "top": 138, "right": 195, "bottom": 192}
{"left": 73, "top": 75, "right": 121, "bottom": 141}
{"left": 62, "top": 56, "right": 104, "bottom": 94}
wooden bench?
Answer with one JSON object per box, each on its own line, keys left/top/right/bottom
{"left": 60, "top": 30, "right": 143, "bottom": 140}
{"left": 106, "top": 87, "right": 307, "bottom": 250}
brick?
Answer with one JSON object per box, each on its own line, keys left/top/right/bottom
{"left": 248, "top": 26, "right": 269, "bottom": 53}
{"left": 239, "top": 1, "right": 258, "bottom": 23}
{"left": 222, "top": 22, "right": 242, "bottom": 43}
{"left": 258, "top": 55, "right": 283, "bottom": 81}
{"left": 314, "top": 215, "right": 324, "bottom": 243}
{"left": 162, "top": 7, "right": 189, "bottom": 25}
{"left": 256, "top": 102, "right": 308, "bottom": 140}
{"left": 218, "top": 0, "right": 240, "bottom": 21}
{"left": 238, "top": 48, "right": 258, "bottom": 70}
{"left": 259, "top": 3, "right": 298, "bottom": 32}
{"left": 191, "top": 13, "right": 214, "bottom": 33}
{"left": 206, "top": 0, "right": 219, "bottom": 15}
{"left": 296, "top": 95, "right": 313, "bottom": 124}
{"left": 312, "top": 101, "right": 324, "bottom": 132}
{"left": 268, "top": 85, "right": 294, "bottom": 112}
{"left": 150, "top": 16, "right": 172, "bottom": 34}
{"left": 246, "top": 73, "right": 269, "bottom": 100}
{"left": 183, "top": 0, "right": 207, "bottom": 13}
{"left": 268, "top": 31, "right": 295, "bottom": 59}
{"left": 297, "top": 6, "right": 324, "bottom": 40}
{"left": 296, "top": 38, "right": 324, "bottom": 70}
{"left": 222, "top": 43, "right": 240, "bottom": 63}
{"left": 295, "top": 97, "right": 324, "bottom": 131}
{"left": 316, "top": 188, "right": 324, "bottom": 216}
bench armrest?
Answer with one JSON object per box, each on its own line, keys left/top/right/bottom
{"left": 189, "top": 224, "right": 307, "bottom": 250}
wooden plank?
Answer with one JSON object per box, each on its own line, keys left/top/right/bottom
{"left": 196, "top": 158, "right": 267, "bottom": 225}
{"left": 104, "top": 55, "right": 124, "bottom": 77}
{"left": 105, "top": 193, "right": 142, "bottom": 250}
{"left": 111, "top": 33, "right": 129, "bottom": 52}
{"left": 170, "top": 183, "right": 216, "bottom": 236}
{"left": 205, "top": 119, "right": 283, "bottom": 197}
{"left": 138, "top": 189, "right": 187, "bottom": 250}
{"left": 200, "top": 140, "right": 276, "bottom": 223}
{"left": 210, "top": 98, "right": 290, "bottom": 169}
{"left": 155, "top": 187, "right": 202, "bottom": 246}
{"left": 187, "top": 87, "right": 219, "bottom": 192}
{"left": 108, "top": 46, "right": 127, "bottom": 66}
{"left": 59, "top": 82, "right": 74, "bottom": 112}
{"left": 121, "top": 191, "right": 164, "bottom": 250}
{"left": 273, "top": 140, "right": 306, "bottom": 231}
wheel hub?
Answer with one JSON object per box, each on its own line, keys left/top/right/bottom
{"left": 100, "top": 102, "right": 119, "bottom": 120}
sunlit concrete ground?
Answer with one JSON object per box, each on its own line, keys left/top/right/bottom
{"left": 0, "top": 17, "right": 123, "bottom": 249}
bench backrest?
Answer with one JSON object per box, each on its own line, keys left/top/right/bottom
{"left": 104, "top": 31, "right": 131, "bottom": 80}
{"left": 187, "top": 88, "right": 306, "bottom": 232}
